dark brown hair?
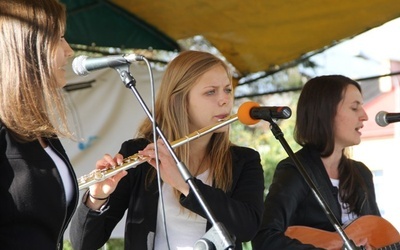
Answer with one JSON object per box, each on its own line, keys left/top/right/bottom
{"left": 295, "top": 75, "right": 366, "bottom": 214}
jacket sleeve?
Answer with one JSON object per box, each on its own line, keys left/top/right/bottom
{"left": 69, "top": 139, "right": 146, "bottom": 250}
{"left": 180, "top": 147, "right": 265, "bottom": 242}
{"left": 251, "top": 161, "right": 324, "bottom": 250}
{"left": 69, "top": 192, "right": 116, "bottom": 250}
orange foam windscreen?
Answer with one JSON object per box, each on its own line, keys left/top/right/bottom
{"left": 237, "top": 101, "right": 261, "bottom": 125}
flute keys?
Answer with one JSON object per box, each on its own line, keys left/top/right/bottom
{"left": 79, "top": 176, "right": 87, "bottom": 184}
{"left": 93, "top": 169, "right": 105, "bottom": 181}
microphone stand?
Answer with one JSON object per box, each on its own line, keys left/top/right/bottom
{"left": 264, "top": 116, "right": 363, "bottom": 250}
{"left": 114, "top": 65, "right": 235, "bottom": 250}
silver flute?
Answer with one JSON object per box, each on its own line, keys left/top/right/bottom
{"left": 78, "top": 114, "right": 238, "bottom": 190}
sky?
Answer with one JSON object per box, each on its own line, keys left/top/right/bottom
{"left": 302, "top": 17, "right": 400, "bottom": 79}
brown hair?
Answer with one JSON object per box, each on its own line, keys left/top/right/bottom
{"left": 137, "top": 50, "right": 234, "bottom": 192}
{"left": 295, "top": 75, "right": 367, "bottom": 214}
{"left": 0, "top": 0, "right": 71, "bottom": 141}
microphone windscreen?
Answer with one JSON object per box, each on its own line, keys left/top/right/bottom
{"left": 72, "top": 55, "right": 88, "bottom": 76}
{"left": 237, "top": 101, "right": 260, "bottom": 125}
{"left": 375, "top": 111, "right": 388, "bottom": 127}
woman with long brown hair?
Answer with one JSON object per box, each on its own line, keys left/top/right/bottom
{"left": 0, "top": 0, "right": 78, "bottom": 248}
{"left": 70, "top": 50, "right": 265, "bottom": 250}
{"left": 252, "top": 75, "right": 380, "bottom": 249}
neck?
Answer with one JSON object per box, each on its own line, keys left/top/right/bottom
{"left": 189, "top": 134, "right": 211, "bottom": 175}
{"left": 38, "top": 137, "right": 48, "bottom": 148}
{"left": 190, "top": 132, "right": 211, "bottom": 152}
{"left": 321, "top": 147, "right": 343, "bottom": 179}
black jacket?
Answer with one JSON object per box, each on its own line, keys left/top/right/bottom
{"left": 0, "top": 123, "right": 79, "bottom": 250}
{"left": 252, "top": 146, "right": 380, "bottom": 250}
{"left": 70, "top": 138, "right": 265, "bottom": 250}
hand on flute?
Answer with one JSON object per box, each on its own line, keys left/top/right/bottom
{"left": 139, "top": 139, "right": 190, "bottom": 196}
{"left": 86, "top": 153, "right": 127, "bottom": 210}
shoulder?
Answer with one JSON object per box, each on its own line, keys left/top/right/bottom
{"left": 278, "top": 146, "right": 321, "bottom": 167}
{"left": 230, "top": 145, "right": 262, "bottom": 168}
{"left": 229, "top": 145, "right": 264, "bottom": 187}
{"left": 351, "top": 159, "right": 373, "bottom": 178}
{"left": 230, "top": 145, "right": 260, "bottom": 160}
{"left": 273, "top": 146, "right": 322, "bottom": 185}
{"left": 0, "top": 120, "right": 6, "bottom": 133}
{"left": 0, "top": 121, "right": 5, "bottom": 150}
{"left": 0, "top": 121, "right": 11, "bottom": 145}
{"left": 277, "top": 147, "right": 311, "bottom": 168}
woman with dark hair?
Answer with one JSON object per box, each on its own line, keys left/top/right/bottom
{"left": 0, "top": 0, "right": 78, "bottom": 249}
{"left": 252, "top": 75, "right": 380, "bottom": 249}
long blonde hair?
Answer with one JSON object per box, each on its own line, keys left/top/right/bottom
{"left": 138, "top": 50, "right": 234, "bottom": 191}
{"left": 0, "top": 0, "right": 71, "bottom": 141}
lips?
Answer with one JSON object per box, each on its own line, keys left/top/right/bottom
{"left": 215, "top": 114, "right": 229, "bottom": 121}
{"left": 355, "top": 124, "right": 364, "bottom": 136}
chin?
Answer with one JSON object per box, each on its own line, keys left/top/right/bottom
{"left": 215, "top": 127, "right": 229, "bottom": 133}
{"left": 56, "top": 79, "right": 67, "bottom": 88}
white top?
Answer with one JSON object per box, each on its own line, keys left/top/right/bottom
{"left": 154, "top": 169, "right": 212, "bottom": 250}
{"left": 330, "top": 178, "right": 357, "bottom": 226}
{"left": 44, "top": 146, "right": 74, "bottom": 204}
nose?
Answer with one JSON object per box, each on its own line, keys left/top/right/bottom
{"left": 360, "top": 107, "right": 368, "bottom": 121}
{"left": 64, "top": 41, "right": 74, "bottom": 58}
{"left": 218, "top": 92, "right": 231, "bottom": 106}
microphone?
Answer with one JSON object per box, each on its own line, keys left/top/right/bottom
{"left": 237, "top": 101, "right": 292, "bottom": 125}
{"left": 72, "top": 54, "right": 144, "bottom": 76}
{"left": 375, "top": 111, "right": 400, "bottom": 127}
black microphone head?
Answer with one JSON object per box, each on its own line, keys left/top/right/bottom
{"left": 375, "top": 111, "right": 388, "bottom": 127}
{"left": 72, "top": 55, "right": 89, "bottom": 76}
{"left": 276, "top": 106, "right": 292, "bottom": 119}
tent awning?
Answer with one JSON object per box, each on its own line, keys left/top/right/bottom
{"left": 62, "top": 0, "right": 400, "bottom": 77}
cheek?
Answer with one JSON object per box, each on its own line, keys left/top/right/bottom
{"left": 335, "top": 116, "right": 353, "bottom": 137}
{"left": 187, "top": 99, "right": 199, "bottom": 123}
{"left": 333, "top": 116, "right": 345, "bottom": 135}
{"left": 187, "top": 106, "right": 195, "bottom": 122}
{"left": 187, "top": 93, "right": 205, "bottom": 115}
{"left": 54, "top": 44, "right": 65, "bottom": 66}
{"left": 53, "top": 67, "right": 66, "bottom": 88}
{"left": 334, "top": 113, "right": 349, "bottom": 126}
{"left": 55, "top": 53, "right": 63, "bottom": 68}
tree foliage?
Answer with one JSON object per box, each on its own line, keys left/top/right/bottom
{"left": 231, "top": 92, "right": 301, "bottom": 191}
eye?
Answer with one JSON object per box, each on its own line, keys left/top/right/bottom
{"left": 351, "top": 104, "right": 361, "bottom": 111}
{"left": 206, "top": 89, "right": 215, "bottom": 95}
{"left": 225, "top": 88, "right": 232, "bottom": 94}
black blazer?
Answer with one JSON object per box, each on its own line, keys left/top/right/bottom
{"left": 70, "top": 138, "right": 265, "bottom": 250}
{"left": 0, "top": 123, "right": 79, "bottom": 249}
